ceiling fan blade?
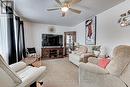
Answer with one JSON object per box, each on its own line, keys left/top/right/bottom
{"left": 47, "top": 8, "right": 60, "bottom": 11}
{"left": 62, "top": 12, "right": 65, "bottom": 17}
{"left": 70, "top": 0, "right": 81, "bottom": 5}
{"left": 55, "top": 0, "right": 62, "bottom": 5}
{"left": 69, "top": 8, "right": 81, "bottom": 14}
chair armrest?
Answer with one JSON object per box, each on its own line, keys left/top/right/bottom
{"left": 79, "top": 62, "right": 109, "bottom": 74}
{"left": 88, "top": 57, "right": 99, "bottom": 65}
{"left": 79, "top": 63, "right": 127, "bottom": 87}
{"left": 9, "top": 62, "right": 27, "bottom": 72}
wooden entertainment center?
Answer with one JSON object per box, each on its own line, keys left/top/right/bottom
{"left": 41, "top": 47, "right": 63, "bottom": 58}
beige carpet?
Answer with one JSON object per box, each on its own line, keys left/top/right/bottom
{"left": 42, "top": 58, "right": 79, "bottom": 87}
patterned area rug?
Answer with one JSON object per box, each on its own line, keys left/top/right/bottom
{"left": 42, "top": 58, "right": 79, "bottom": 87}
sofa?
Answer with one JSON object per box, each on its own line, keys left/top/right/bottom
{"left": 0, "top": 55, "right": 46, "bottom": 87}
{"left": 79, "top": 45, "right": 130, "bottom": 87}
{"left": 69, "top": 45, "right": 95, "bottom": 66}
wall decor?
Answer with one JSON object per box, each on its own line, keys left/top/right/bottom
{"left": 85, "top": 16, "right": 96, "bottom": 45}
{"left": 48, "top": 26, "right": 56, "bottom": 33}
{"left": 118, "top": 10, "right": 130, "bottom": 27}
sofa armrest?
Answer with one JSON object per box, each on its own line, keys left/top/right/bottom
{"left": 79, "top": 62, "right": 109, "bottom": 74}
{"left": 9, "top": 62, "right": 27, "bottom": 72}
{"left": 80, "top": 53, "right": 95, "bottom": 63}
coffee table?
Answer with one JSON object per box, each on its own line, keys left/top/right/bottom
{"left": 22, "top": 56, "right": 42, "bottom": 67}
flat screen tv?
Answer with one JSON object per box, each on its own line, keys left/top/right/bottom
{"left": 42, "top": 34, "right": 63, "bottom": 47}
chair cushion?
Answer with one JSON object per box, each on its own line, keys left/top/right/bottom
{"left": 98, "top": 58, "right": 110, "bottom": 69}
{"left": 9, "top": 62, "right": 26, "bottom": 72}
{"left": 17, "top": 66, "right": 46, "bottom": 87}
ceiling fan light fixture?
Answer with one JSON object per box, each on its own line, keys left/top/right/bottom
{"left": 61, "top": 7, "right": 69, "bottom": 12}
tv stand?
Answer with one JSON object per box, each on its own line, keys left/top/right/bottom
{"left": 41, "top": 47, "right": 63, "bottom": 59}
{"left": 43, "top": 46, "right": 62, "bottom": 48}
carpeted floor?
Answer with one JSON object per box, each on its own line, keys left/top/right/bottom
{"left": 42, "top": 58, "right": 79, "bottom": 87}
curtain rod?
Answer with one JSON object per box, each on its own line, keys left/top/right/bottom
{"left": 0, "top": 0, "right": 19, "bottom": 17}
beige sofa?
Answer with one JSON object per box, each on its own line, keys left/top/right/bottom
{"left": 79, "top": 45, "right": 130, "bottom": 87}
{"left": 0, "top": 55, "right": 46, "bottom": 87}
{"left": 69, "top": 45, "right": 95, "bottom": 66}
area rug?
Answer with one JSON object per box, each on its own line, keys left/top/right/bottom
{"left": 42, "top": 58, "right": 79, "bottom": 87}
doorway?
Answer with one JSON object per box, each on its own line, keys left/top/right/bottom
{"left": 64, "top": 31, "right": 76, "bottom": 56}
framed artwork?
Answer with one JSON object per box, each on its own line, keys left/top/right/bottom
{"left": 85, "top": 16, "right": 96, "bottom": 45}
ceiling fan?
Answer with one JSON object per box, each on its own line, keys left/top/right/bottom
{"left": 47, "top": 0, "right": 81, "bottom": 17}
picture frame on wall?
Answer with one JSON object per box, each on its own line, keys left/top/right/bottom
{"left": 85, "top": 16, "right": 96, "bottom": 45}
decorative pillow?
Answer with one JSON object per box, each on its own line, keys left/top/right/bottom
{"left": 92, "top": 46, "right": 101, "bottom": 51}
{"left": 94, "top": 50, "right": 100, "bottom": 57}
{"left": 87, "top": 46, "right": 93, "bottom": 53}
{"left": 98, "top": 58, "right": 111, "bottom": 69}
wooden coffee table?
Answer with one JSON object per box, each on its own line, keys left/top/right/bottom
{"left": 22, "top": 57, "right": 43, "bottom": 67}
{"left": 31, "top": 60, "right": 43, "bottom": 67}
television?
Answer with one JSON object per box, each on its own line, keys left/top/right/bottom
{"left": 42, "top": 34, "right": 63, "bottom": 47}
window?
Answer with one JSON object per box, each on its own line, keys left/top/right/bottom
{"left": 0, "top": 13, "right": 8, "bottom": 63}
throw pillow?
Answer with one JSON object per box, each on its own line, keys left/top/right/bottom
{"left": 94, "top": 50, "right": 100, "bottom": 57}
{"left": 92, "top": 46, "right": 101, "bottom": 51}
{"left": 98, "top": 58, "right": 111, "bottom": 69}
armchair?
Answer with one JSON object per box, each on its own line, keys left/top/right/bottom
{"left": 69, "top": 45, "right": 95, "bottom": 66}
{"left": 79, "top": 45, "right": 130, "bottom": 87}
{"left": 27, "top": 47, "right": 37, "bottom": 57}
{"left": 0, "top": 55, "right": 46, "bottom": 87}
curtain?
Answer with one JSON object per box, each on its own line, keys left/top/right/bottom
{"left": 6, "top": 6, "right": 17, "bottom": 64}
{"left": 20, "top": 21, "right": 26, "bottom": 58}
{"left": 1, "top": 6, "right": 26, "bottom": 64}
{"left": 15, "top": 16, "right": 26, "bottom": 61}
{"left": 0, "top": 12, "right": 9, "bottom": 63}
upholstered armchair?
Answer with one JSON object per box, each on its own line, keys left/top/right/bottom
{"left": 69, "top": 45, "right": 95, "bottom": 66}
{"left": 79, "top": 45, "right": 130, "bottom": 87}
{"left": 0, "top": 55, "right": 46, "bottom": 87}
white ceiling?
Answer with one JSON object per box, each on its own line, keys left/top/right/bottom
{"left": 14, "top": 0, "right": 125, "bottom": 27}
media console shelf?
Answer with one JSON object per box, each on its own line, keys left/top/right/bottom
{"left": 41, "top": 47, "right": 63, "bottom": 59}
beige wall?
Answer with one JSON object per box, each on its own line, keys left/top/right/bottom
{"left": 70, "top": 0, "right": 130, "bottom": 56}
{"left": 97, "top": 0, "right": 130, "bottom": 56}
{"left": 24, "top": 22, "right": 74, "bottom": 55}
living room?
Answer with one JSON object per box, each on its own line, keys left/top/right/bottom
{"left": 0, "top": 0, "right": 130, "bottom": 87}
